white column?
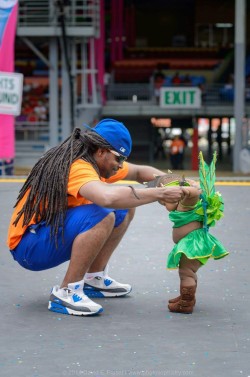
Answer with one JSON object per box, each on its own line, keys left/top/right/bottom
{"left": 233, "top": 0, "right": 246, "bottom": 172}
{"left": 61, "top": 41, "right": 71, "bottom": 140}
{"left": 49, "top": 38, "right": 59, "bottom": 147}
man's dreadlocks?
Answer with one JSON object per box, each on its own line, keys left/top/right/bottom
{"left": 13, "top": 128, "right": 113, "bottom": 241}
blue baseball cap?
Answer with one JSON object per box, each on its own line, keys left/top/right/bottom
{"left": 84, "top": 118, "right": 132, "bottom": 157}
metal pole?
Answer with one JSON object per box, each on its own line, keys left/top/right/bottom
{"left": 233, "top": 0, "right": 246, "bottom": 172}
{"left": 90, "top": 38, "right": 97, "bottom": 105}
{"left": 191, "top": 117, "right": 199, "bottom": 170}
{"left": 61, "top": 40, "right": 71, "bottom": 140}
{"left": 49, "top": 38, "right": 59, "bottom": 147}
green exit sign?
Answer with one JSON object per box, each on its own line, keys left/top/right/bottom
{"left": 160, "top": 87, "right": 201, "bottom": 108}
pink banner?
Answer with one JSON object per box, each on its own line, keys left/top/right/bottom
{"left": 0, "top": 1, "right": 18, "bottom": 159}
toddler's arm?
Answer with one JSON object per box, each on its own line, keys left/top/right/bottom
{"left": 163, "top": 184, "right": 201, "bottom": 212}
{"left": 178, "top": 185, "right": 201, "bottom": 209}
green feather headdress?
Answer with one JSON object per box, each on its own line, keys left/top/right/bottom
{"left": 195, "top": 151, "right": 224, "bottom": 229}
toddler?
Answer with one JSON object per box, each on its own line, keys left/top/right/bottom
{"left": 147, "top": 152, "right": 229, "bottom": 314}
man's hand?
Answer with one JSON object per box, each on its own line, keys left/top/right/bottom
{"left": 159, "top": 185, "right": 186, "bottom": 204}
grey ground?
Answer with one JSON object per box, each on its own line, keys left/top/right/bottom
{"left": 0, "top": 180, "right": 250, "bottom": 377}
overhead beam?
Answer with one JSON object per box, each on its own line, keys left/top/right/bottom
{"left": 20, "top": 37, "right": 51, "bottom": 68}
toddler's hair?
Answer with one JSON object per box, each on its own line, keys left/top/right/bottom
{"left": 146, "top": 173, "right": 185, "bottom": 188}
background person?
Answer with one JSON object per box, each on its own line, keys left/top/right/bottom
{"left": 169, "top": 135, "right": 185, "bottom": 170}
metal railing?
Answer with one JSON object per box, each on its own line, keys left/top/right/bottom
{"left": 105, "top": 82, "right": 250, "bottom": 106}
{"left": 15, "top": 122, "right": 50, "bottom": 142}
{"left": 106, "top": 83, "right": 155, "bottom": 102}
{"left": 18, "top": 0, "right": 100, "bottom": 31}
{"left": 15, "top": 122, "right": 50, "bottom": 167}
{"left": 14, "top": 84, "right": 250, "bottom": 141}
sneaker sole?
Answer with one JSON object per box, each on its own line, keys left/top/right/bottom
{"left": 48, "top": 301, "right": 103, "bottom": 316}
{"left": 84, "top": 287, "right": 132, "bottom": 298}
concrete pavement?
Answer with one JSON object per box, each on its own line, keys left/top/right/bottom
{"left": 0, "top": 179, "right": 250, "bottom": 377}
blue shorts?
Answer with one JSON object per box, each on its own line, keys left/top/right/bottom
{"left": 11, "top": 204, "right": 128, "bottom": 271}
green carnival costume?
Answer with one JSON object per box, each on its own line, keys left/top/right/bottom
{"left": 166, "top": 151, "right": 229, "bottom": 269}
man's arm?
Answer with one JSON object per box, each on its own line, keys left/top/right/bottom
{"left": 79, "top": 180, "right": 185, "bottom": 209}
{"left": 124, "top": 162, "right": 167, "bottom": 184}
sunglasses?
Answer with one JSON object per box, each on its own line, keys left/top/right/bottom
{"left": 109, "top": 149, "right": 127, "bottom": 163}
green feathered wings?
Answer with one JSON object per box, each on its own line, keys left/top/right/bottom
{"left": 195, "top": 151, "right": 224, "bottom": 229}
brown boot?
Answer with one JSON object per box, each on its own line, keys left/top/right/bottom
{"left": 168, "top": 285, "right": 196, "bottom": 314}
{"left": 168, "top": 295, "right": 181, "bottom": 304}
{"left": 168, "top": 281, "right": 197, "bottom": 305}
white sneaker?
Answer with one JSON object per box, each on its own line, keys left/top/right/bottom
{"left": 48, "top": 282, "right": 103, "bottom": 316}
{"left": 84, "top": 275, "right": 132, "bottom": 298}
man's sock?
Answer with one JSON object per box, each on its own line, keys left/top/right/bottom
{"left": 84, "top": 271, "right": 104, "bottom": 280}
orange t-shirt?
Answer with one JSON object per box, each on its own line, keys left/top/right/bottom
{"left": 7, "top": 159, "right": 129, "bottom": 250}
